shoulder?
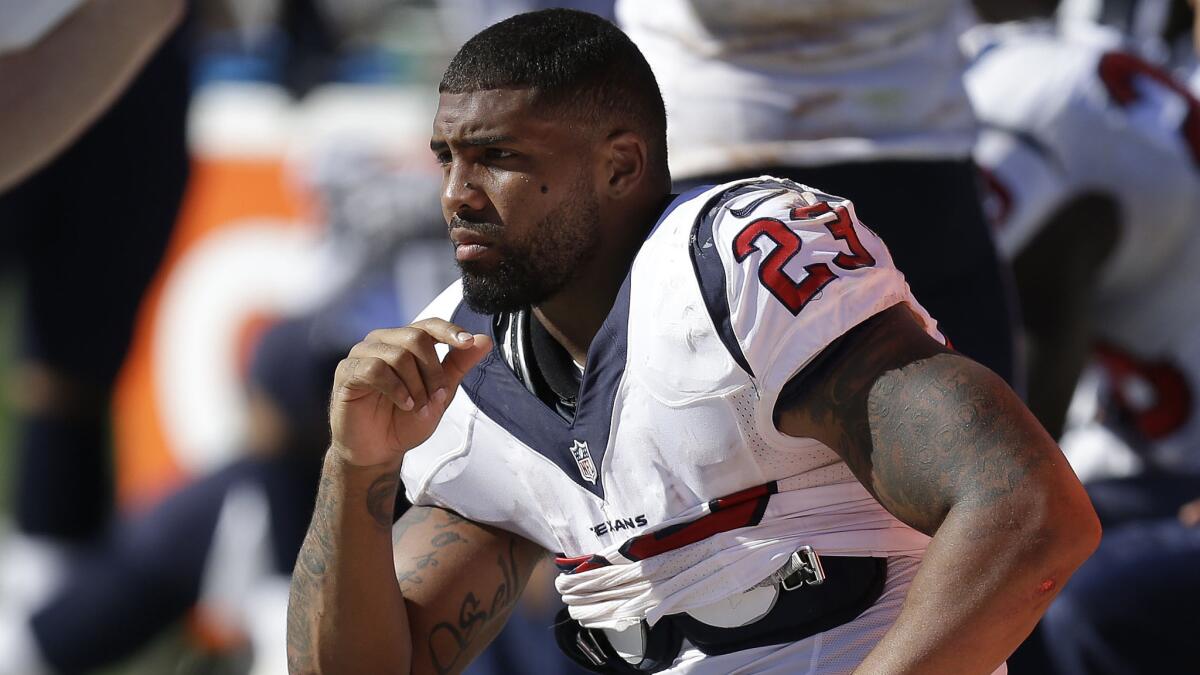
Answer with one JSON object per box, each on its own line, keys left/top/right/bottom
{"left": 634, "top": 176, "right": 940, "bottom": 395}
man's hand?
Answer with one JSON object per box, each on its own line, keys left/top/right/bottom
{"left": 330, "top": 319, "right": 491, "bottom": 468}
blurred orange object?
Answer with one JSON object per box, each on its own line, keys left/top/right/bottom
{"left": 112, "top": 156, "right": 302, "bottom": 512}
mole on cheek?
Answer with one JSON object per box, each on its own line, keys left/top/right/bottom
{"left": 541, "top": 185, "right": 549, "bottom": 194}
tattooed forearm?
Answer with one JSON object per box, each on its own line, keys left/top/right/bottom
{"left": 367, "top": 471, "right": 400, "bottom": 528}
{"left": 288, "top": 457, "right": 409, "bottom": 675}
{"left": 287, "top": 471, "right": 339, "bottom": 674}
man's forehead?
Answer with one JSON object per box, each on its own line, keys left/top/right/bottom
{"left": 432, "top": 88, "right": 545, "bottom": 140}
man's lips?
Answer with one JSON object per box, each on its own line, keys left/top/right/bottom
{"left": 450, "top": 227, "right": 497, "bottom": 262}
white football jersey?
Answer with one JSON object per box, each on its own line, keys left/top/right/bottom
{"left": 966, "top": 23, "right": 1200, "bottom": 472}
{"left": 615, "top": 0, "right": 980, "bottom": 178}
{"left": 400, "top": 178, "right": 943, "bottom": 669}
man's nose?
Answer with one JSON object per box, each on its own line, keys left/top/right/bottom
{"left": 442, "top": 164, "right": 488, "bottom": 215}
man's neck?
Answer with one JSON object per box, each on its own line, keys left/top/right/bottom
{"left": 532, "top": 195, "right": 669, "bottom": 364}
{"left": 532, "top": 277, "right": 622, "bottom": 366}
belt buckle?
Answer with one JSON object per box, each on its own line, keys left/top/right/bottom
{"left": 780, "top": 545, "right": 826, "bottom": 591}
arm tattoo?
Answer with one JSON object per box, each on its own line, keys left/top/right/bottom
{"left": 394, "top": 509, "right": 470, "bottom": 589}
{"left": 782, "top": 305, "right": 1050, "bottom": 535}
{"left": 287, "top": 471, "right": 338, "bottom": 674}
{"left": 862, "top": 353, "right": 1049, "bottom": 533}
{"left": 367, "top": 471, "right": 400, "bottom": 528}
{"left": 391, "top": 507, "right": 542, "bottom": 674}
{"left": 425, "top": 538, "right": 528, "bottom": 675}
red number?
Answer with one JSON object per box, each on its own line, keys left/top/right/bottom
{"left": 732, "top": 201, "right": 877, "bottom": 316}
{"left": 733, "top": 218, "right": 836, "bottom": 315}
{"left": 822, "top": 205, "right": 877, "bottom": 270}
{"left": 1094, "top": 342, "right": 1193, "bottom": 441}
{"left": 1097, "top": 51, "right": 1200, "bottom": 167}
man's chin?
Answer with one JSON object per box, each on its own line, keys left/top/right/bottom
{"left": 461, "top": 274, "right": 526, "bottom": 314}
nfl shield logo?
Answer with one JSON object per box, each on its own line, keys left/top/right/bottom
{"left": 569, "top": 440, "right": 597, "bottom": 484}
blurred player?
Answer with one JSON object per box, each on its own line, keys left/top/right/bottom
{"left": 967, "top": 1, "right": 1200, "bottom": 671}
{"left": 616, "top": 0, "right": 1020, "bottom": 387}
{"left": 0, "top": 0, "right": 185, "bottom": 191}
{"left": 288, "top": 10, "right": 1099, "bottom": 675}
{"left": 0, "top": 3, "right": 192, "bottom": 591}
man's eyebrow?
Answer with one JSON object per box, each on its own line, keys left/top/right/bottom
{"left": 430, "top": 134, "right": 517, "bottom": 151}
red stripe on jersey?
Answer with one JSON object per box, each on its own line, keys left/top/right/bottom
{"left": 554, "top": 554, "right": 612, "bottom": 574}
{"left": 706, "top": 482, "right": 776, "bottom": 511}
{"left": 617, "top": 482, "right": 777, "bottom": 563}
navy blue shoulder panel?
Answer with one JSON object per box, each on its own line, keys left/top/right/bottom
{"left": 688, "top": 179, "right": 795, "bottom": 379}
{"left": 448, "top": 189, "right": 703, "bottom": 500}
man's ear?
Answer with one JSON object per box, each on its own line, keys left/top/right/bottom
{"left": 601, "top": 130, "right": 648, "bottom": 199}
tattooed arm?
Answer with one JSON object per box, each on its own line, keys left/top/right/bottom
{"left": 390, "top": 506, "right": 546, "bottom": 674}
{"left": 287, "top": 318, "right": 541, "bottom": 674}
{"left": 286, "top": 453, "right": 543, "bottom": 675}
{"left": 776, "top": 303, "right": 1101, "bottom": 675}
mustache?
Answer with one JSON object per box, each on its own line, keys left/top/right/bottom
{"left": 448, "top": 214, "right": 502, "bottom": 237}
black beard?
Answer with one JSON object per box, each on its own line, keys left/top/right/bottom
{"left": 455, "top": 182, "right": 600, "bottom": 315}
{"left": 459, "top": 255, "right": 557, "bottom": 314}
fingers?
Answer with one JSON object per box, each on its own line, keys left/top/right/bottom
{"left": 345, "top": 341, "right": 422, "bottom": 409}
{"left": 410, "top": 318, "right": 479, "bottom": 350}
{"left": 341, "top": 320, "right": 490, "bottom": 413}
{"left": 443, "top": 333, "right": 493, "bottom": 383}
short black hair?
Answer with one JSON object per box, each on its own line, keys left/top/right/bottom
{"left": 440, "top": 9, "right": 668, "bottom": 180}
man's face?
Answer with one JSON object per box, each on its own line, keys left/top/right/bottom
{"left": 431, "top": 88, "right": 602, "bottom": 314}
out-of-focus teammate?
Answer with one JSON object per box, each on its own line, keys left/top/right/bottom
{"left": 0, "top": 0, "right": 184, "bottom": 191}
{"left": 0, "top": 0, "right": 191, "bottom": 573}
{"left": 967, "top": 2, "right": 1200, "bottom": 671}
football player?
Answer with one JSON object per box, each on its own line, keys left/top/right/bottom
{"left": 287, "top": 10, "right": 1099, "bottom": 675}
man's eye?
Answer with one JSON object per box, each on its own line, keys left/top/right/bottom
{"left": 485, "top": 148, "right": 515, "bottom": 160}
{"left": 435, "top": 151, "right": 452, "bottom": 166}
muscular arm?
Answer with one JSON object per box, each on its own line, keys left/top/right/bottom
{"left": 0, "top": 0, "right": 183, "bottom": 191}
{"left": 392, "top": 505, "right": 547, "bottom": 674}
{"left": 777, "top": 303, "right": 1101, "bottom": 674}
{"left": 287, "top": 453, "right": 544, "bottom": 675}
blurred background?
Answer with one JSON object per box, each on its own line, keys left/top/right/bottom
{"left": 0, "top": 0, "right": 1198, "bottom": 674}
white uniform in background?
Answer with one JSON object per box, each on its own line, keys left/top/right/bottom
{"left": 396, "top": 178, "right": 1000, "bottom": 673}
{"left": 965, "top": 22, "right": 1200, "bottom": 477}
{"left": 615, "top": 0, "right": 981, "bottom": 178}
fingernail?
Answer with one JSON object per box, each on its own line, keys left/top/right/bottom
{"left": 401, "top": 397, "right": 414, "bottom": 410}
{"left": 433, "top": 388, "right": 448, "bottom": 404}
{"left": 456, "top": 331, "right": 473, "bottom": 343}
{"left": 417, "top": 405, "right": 431, "bottom": 420}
